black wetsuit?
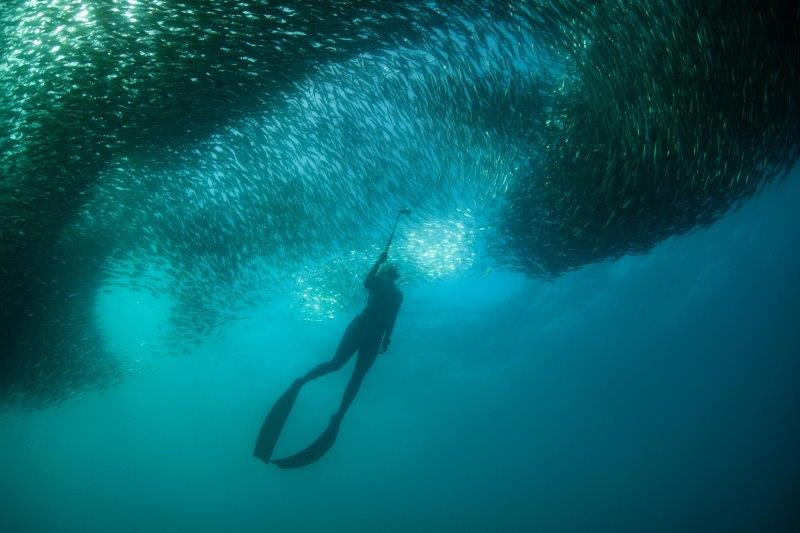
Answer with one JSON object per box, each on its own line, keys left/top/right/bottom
{"left": 253, "top": 255, "right": 403, "bottom": 468}
{"left": 297, "top": 256, "right": 402, "bottom": 421}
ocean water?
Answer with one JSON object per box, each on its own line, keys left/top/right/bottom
{"left": 0, "top": 171, "right": 797, "bottom": 532}
{"left": 2, "top": 1, "right": 799, "bottom": 531}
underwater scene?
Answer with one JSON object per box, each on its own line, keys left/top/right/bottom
{"left": 1, "top": 1, "right": 798, "bottom": 531}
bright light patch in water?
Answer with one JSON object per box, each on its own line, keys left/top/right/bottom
{"left": 401, "top": 216, "right": 476, "bottom": 280}
{"left": 74, "top": 6, "right": 89, "bottom": 23}
{"left": 292, "top": 273, "right": 343, "bottom": 321}
{"left": 124, "top": 0, "right": 138, "bottom": 21}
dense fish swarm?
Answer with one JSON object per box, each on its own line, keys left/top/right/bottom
{"left": 1, "top": 0, "right": 798, "bottom": 406}
{"left": 502, "top": 1, "right": 800, "bottom": 275}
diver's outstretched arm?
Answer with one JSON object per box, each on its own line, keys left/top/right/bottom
{"left": 363, "top": 250, "right": 388, "bottom": 289}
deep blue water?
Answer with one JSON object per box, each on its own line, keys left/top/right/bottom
{"left": 1, "top": 169, "right": 798, "bottom": 531}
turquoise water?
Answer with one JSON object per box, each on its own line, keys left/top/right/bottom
{"left": 2, "top": 170, "right": 797, "bottom": 531}
{"left": 1, "top": 1, "right": 799, "bottom": 531}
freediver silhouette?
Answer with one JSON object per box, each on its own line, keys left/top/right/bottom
{"left": 254, "top": 209, "right": 409, "bottom": 468}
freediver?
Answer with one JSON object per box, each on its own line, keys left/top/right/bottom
{"left": 254, "top": 210, "right": 408, "bottom": 469}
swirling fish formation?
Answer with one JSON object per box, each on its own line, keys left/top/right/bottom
{"left": 1, "top": 1, "right": 797, "bottom": 406}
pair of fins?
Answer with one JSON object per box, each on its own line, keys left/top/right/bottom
{"left": 253, "top": 381, "right": 341, "bottom": 469}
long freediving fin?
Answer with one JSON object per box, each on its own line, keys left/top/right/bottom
{"left": 253, "top": 381, "right": 301, "bottom": 465}
{"left": 271, "top": 416, "right": 341, "bottom": 469}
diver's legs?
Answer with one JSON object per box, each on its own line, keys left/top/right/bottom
{"left": 268, "top": 343, "right": 379, "bottom": 468}
{"left": 254, "top": 319, "right": 363, "bottom": 464}
{"left": 297, "top": 319, "right": 361, "bottom": 386}
{"left": 332, "top": 345, "right": 379, "bottom": 423}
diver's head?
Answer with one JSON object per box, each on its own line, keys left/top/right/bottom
{"left": 378, "top": 262, "right": 400, "bottom": 283}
